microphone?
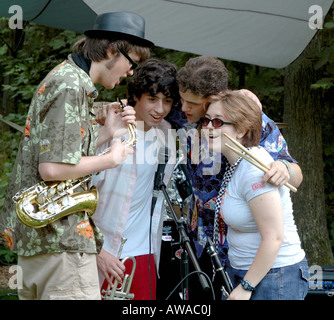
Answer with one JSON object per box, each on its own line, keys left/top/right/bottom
{"left": 151, "top": 147, "right": 168, "bottom": 216}
{"left": 206, "top": 237, "right": 233, "bottom": 298}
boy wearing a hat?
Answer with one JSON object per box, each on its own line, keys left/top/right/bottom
{"left": 0, "top": 11, "right": 153, "bottom": 300}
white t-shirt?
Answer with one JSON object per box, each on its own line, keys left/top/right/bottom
{"left": 120, "top": 128, "right": 158, "bottom": 258}
{"left": 221, "top": 147, "right": 305, "bottom": 270}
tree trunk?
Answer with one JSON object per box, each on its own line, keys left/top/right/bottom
{"left": 284, "top": 33, "right": 334, "bottom": 265}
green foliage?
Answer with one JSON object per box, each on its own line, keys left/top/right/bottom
{"left": 0, "top": 114, "right": 24, "bottom": 212}
{"left": 0, "top": 19, "right": 81, "bottom": 114}
{"left": 311, "top": 15, "right": 334, "bottom": 90}
{"left": 0, "top": 245, "right": 17, "bottom": 265}
{"left": 0, "top": 288, "right": 18, "bottom": 300}
{"left": 0, "top": 19, "right": 81, "bottom": 202}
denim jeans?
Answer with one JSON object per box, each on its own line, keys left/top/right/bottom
{"left": 225, "top": 257, "right": 309, "bottom": 300}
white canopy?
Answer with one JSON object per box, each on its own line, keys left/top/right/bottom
{"left": 1, "top": 0, "right": 333, "bottom": 68}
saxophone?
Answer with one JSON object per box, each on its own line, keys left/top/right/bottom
{"left": 14, "top": 100, "right": 137, "bottom": 228}
{"left": 14, "top": 176, "right": 98, "bottom": 228}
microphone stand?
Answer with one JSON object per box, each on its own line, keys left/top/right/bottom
{"left": 206, "top": 238, "right": 233, "bottom": 298}
{"left": 158, "top": 173, "right": 211, "bottom": 299}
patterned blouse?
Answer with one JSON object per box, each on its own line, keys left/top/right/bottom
{"left": 1, "top": 55, "right": 104, "bottom": 256}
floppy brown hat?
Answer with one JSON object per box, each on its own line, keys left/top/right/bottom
{"left": 84, "top": 11, "right": 154, "bottom": 47}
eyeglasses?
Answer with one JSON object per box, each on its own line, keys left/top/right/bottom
{"left": 200, "top": 117, "right": 233, "bottom": 128}
{"left": 119, "top": 49, "right": 138, "bottom": 71}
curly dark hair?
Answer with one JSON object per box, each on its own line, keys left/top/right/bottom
{"left": 127, "top": 59, "right": 180, "bottom": 107}
{"left": 177, "top": 56, "right": 228, "bottom": 97}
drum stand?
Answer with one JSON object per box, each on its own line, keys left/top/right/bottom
{"left": 157, "top": 172, "right": 211, "bottom": 300}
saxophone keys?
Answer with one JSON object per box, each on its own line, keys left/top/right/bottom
{"left": 57, "top": 181, "right": 66, "bottom": 192}
{"left": 47, "top": 202, "right": 61, "bottom": 214}
{"left": 23, "top": 199, "right": 34, "bottom": 214}
{"left": 47, "top": 187, "right": 56, "bottom": 199}
{"left": 35, "top": 185, "right": 44, "bottom": 193}
{"left": 37, "top": 192, "right": 47, "bottom": 205}
{"left": 61, "top": 195, "right": 77, "bottom": 207}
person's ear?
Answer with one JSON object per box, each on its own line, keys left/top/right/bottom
{"left": 106, "top": 45, "right": 116, "bottom": 59}
{"left": 236, "top": 130, "right": 247, "bottom": 141}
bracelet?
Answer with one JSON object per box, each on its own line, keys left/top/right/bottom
{"left": 279, "top": 159, "right": 294, "bottom": 178}
{"left": 278, "top": 159, "right": 290, "bottom": 174}
{"left": 241, "top": 279, "right": 255, "bottom": 292}
{"left": 289, "top": 163, "right": 294, "bottom": 178}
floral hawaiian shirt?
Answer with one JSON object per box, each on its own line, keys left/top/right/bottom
{"left": 0, "top": 55, "right": 104, "bottom": 256}
{"left": 167, "top": 104, "right": 297, "bottom": 264}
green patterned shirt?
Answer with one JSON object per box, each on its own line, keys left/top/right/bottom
{"left": 1, "top": 55, "right": 104, "bottom": 256}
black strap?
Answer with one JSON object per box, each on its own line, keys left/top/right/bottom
{"left": 71, "top": 53, "right": 92, "bottom": 75}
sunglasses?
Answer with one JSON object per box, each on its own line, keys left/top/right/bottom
{"left": 119, "top": 49, "right": 138, "bottom": 71}
{"left": 200, "top": 117, "right": 233, "bottom": 128}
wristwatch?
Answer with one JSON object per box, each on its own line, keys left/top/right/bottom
{"left": 241, "top": 280, "right": 255, "bottom": 292}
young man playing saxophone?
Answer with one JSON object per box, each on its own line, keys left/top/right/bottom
{"left": 0, "top": 11, "right": 153, "bottom": 300}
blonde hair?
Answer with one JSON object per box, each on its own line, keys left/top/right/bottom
{"left": 205, "top": 91, "right": 262, "bottom": 147}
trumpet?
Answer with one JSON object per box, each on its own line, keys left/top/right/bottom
{"left": 102, "top": 237, "right": 136, "bottom": 300}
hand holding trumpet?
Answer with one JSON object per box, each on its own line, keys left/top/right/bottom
{"left": 97, "top": 248, "right": 126, "bottom": 286}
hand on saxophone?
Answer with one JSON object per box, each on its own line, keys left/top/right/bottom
{"left": 97, "top": 248, "right": 126, "bottom": 286}
{"left": 105, "top": 139, "right": 134, "bottom": 167}
{"left": 94, "top": 101, "right": 119, "bottom": 126}
{"left": 95, "top": 100, "right": 136, "bottom": 125}
{"left": 96, "top": 101, "right": 136, "bottom": 147}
